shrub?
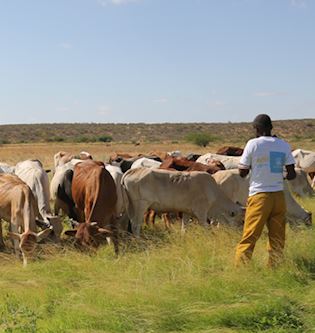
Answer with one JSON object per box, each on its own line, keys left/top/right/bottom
{"left": 186, "top": 132, "right": 217, "bottom": 147}
{"left": 0, "top": 139, "right": 10, "bottom": 144}
{"left": 74, "top": 136, "right": 97, "bottom": 143}
{"left": 97, "top": 135, "right": 113, "bottom": 143}
{"left": 46, "top": 136, "right": 65, "bottom": 142}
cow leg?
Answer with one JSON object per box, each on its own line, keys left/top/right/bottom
{"left": 131, "top": 201, "right": 148, "bottom": 237}
{"left": 162, "top": 213, "right": 171, "bottom": 230}
{"left": 10, "top": 223, "right": 20, "bottom": 256}
{"left": 195, "top": 211, "right": 208, "bottom": 227}
{"left": 149, "top": 210, "right": 156, "bottom": 225}
{"left": 0, "top": 221, "right": 5, "bottom": 250}
{"left": 110, "top": 217, "right": 119, "bottom": 256}
{"left": 181, "top": 214, "right": 190, "bottom": 234}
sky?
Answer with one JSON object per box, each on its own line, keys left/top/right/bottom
{"left": 0, "top": 0, "right": 314, "bottom": 124}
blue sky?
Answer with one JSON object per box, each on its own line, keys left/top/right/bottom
{"left": 0, "top": 0, "right": 314, "bottom": 124}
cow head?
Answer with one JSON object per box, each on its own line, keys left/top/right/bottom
{"left": 219, "top": 204, "right": 245, "bottom": 228}
{"left": 288, "top": 211, "right": 312, "bottom": 229}
{"left": 35, "top": 215, "right": 63, "bottom": 242}
{"left": 8, "top": 227, "right": 53, "bottom": 267}
{"left": 64, "top": 222, "right": 112, "bottom": 248}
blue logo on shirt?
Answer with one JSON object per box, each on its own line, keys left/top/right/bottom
{"left": 269, "top": 151, "right": 285, "bottom": 173}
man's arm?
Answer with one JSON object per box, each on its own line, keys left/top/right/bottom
{"left": 285, "top": 164, "right": 296, "bottom": 180}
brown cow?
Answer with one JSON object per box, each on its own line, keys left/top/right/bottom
{"left": 0, "top": 174, "right": 52, "bottom": 266}
{"left": 216, "top": 146, "right": 244, "bottom": 156}
{"left": 160, "top": 156, "right": 225, "bottom": 174}
{"left": 65, "top": 160, "right": 119, "bottom": 254}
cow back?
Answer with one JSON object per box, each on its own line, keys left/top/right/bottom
{"left": 72, "top": 160, "right": 117, "bottom": 226}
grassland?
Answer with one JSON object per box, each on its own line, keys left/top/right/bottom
{"left": 0, "top": 123, "right": 314, "bottom": 333}
{"left": 0, "top": 119, "right": 314, "bottom": 145}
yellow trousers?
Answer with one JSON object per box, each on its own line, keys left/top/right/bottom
{"left": 235, "top": 191, "right": 286, "bottom": 268}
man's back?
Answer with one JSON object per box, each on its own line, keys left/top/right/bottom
{"left": 239, "top": 136, "right": 295, "bottom": 195}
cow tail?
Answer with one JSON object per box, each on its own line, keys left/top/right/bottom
{"left": 86, "top": 169, "right": 102, "bottom": 223}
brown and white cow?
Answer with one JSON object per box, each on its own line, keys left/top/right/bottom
{"left": 0, "top": 174, "right": 52, "bottom": 266}
{"left": 54, "top": 151, "right": 92, "bottom": 169}
{"left": 65, "top": 160, "right": 119, "bottom": 253}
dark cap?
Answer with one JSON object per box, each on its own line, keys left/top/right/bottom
{"left": 253, "top": 114, "right": 273, "bottom": 129}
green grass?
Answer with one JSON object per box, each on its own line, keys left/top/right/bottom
{"left": 0, "top": 199, "right": 315, "bottom": 332}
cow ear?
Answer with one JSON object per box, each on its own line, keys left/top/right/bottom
{"left": 8, "top": 232, "right": 21, "bottom": 241}
{"left": 64, "top": 229, "right": 77, "bottom": 237}
{"left": 97, "top": 227, "right": 112, "bottom": 234}
{"left": 36, "top": 227, "right": 53, "bottom": 242}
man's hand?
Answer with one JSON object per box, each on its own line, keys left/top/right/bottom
{"left": 284, "top": 164, "right": 296, "bottom": 180}
{"left": 239, "top": 168, "right": 250, "bottom": 178}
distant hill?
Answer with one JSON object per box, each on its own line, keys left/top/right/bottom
{"left": 0, "top": 119, "right": 314, "bottom": 145}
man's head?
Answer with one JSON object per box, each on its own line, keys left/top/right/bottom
{"left": 253, "top": 114, "right": 273, "bottom": 137}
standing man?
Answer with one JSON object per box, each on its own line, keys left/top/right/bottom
{"left": 235, "top": 114, "right": 296, "bottom": 267}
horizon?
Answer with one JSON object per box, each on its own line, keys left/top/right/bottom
{"left": 0, "top": 117, "right": 314, "bottom": 127}
{"left": 0, "top": 0, "right": 314, "bottom": 124}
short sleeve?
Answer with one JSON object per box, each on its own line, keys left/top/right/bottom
{"left": 239, "top": 140, "right": 252, "bottom": 169}
{"left": 284, "top": 143, "right": 295, "bottom": 166}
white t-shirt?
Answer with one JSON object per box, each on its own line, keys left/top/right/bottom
{"left": 239, "top": 136, "right": 295, "bottom": 196}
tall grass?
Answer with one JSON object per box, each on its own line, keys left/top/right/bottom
{"left": 0, "top": 142, "right": 314, "bottom": 332}
{"left": 1, "top": 206, "right": 315, "bottom": 333}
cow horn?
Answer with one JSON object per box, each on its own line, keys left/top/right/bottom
{"left": 7, "top": 232, "right": 22, "bottom": 241}
{"left": 97, "top": 227, "right": 112, "bottom": 234}
{"left": 69, "top": 218, "right": 80, "bottom": 227}
{"left": 36, "top": 226, "right": 53, "bottom": 242}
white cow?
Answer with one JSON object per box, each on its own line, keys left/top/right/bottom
{"left": 121, "top": 168, "right": 244, "bottom": 236}
{"left": 196, "top": 153, "right": 241, "bottom": 169}
{"left": 288, "top": 168, "right": 314, "bottom": 197}
{"left": 50, "top": 159, "right": 82, "bottom": 216}
{"left": 105, "top": 164, "right": 129, "bottom": 232}
{"left": 14, "top": 160, "right": 63, "bottom": 240}
{"left": 212, "top": 169, "right": 312, "bottom": 227}
{"left": 292, "top": 149, "right": 315, "bottom": 171}
{"left": 130, "top": 157, "right": 161, "bottom": 170}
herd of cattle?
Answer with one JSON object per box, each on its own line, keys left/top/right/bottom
{"left": 0, "top": 146, "right": 314, "bottom": 266}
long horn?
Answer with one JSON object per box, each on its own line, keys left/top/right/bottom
{"left": 36, "top": 227, "right": 53, "bottom": 242}
{"left": 69, "top": 218, "right": 80, "bottom": 227}
{"left": 7, "top": 232, "right": 22, "bottom": 241}
{"left": 97, "top": 227, "right": 112, "bottom": 234}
